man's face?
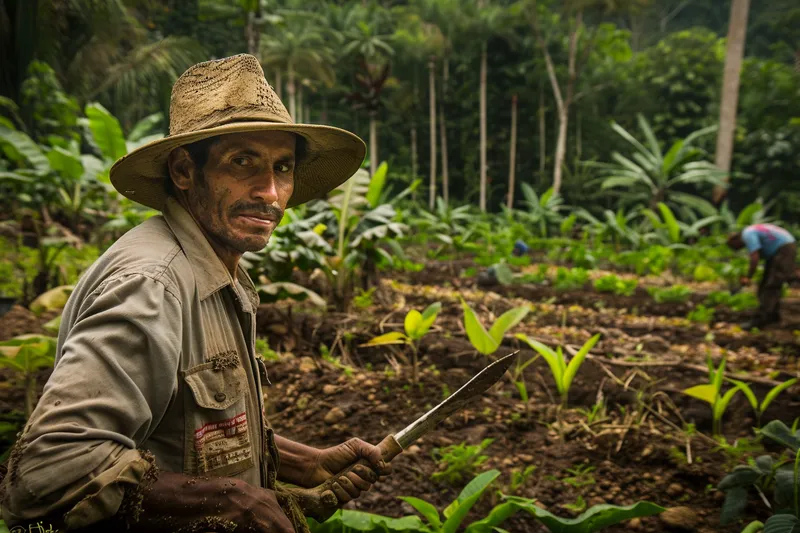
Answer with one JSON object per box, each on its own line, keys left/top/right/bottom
{"left": 174, "top": 131, "right": 296, "bottom": 254}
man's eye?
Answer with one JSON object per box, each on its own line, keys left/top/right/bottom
{"left": 232, "top": 156, "right": 252, "bottom": 167}
{"left": 276, "top": 163, "right": 291, "bottom": 173}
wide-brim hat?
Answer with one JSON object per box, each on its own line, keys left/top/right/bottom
{"left": 109, "top": 54, "right": 366, "bottom": 210}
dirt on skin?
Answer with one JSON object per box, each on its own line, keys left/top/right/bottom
{"left": 116, "top": 449, "right": 160, "bottom": 527}
{"left": 175, "top": 516, "right": 238, "bottom": 533}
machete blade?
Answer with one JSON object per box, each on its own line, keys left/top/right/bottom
{"left": 393, "top": 351, "right": 519, "bottom": 449}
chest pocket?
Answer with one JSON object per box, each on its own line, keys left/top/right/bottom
{"left": 183, "top": 362, "right": 254, "bottom": 477}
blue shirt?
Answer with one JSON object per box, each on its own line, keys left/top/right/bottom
{"left": 741, "top": 224, "right": 795, "bottom": 259}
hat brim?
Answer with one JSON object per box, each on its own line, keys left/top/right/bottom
{"left": 109, "top": 121, "right": 366, "bottom": 210}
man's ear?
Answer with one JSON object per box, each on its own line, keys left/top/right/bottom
{"left": 167, "top": 147, "right": 196, "bottom": 192}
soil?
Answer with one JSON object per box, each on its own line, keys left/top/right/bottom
{"left": 2, "top": 262, "right": 799, "bottom": 532}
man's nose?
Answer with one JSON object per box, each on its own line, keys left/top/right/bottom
{"left": 252, "top": 171, "right": 279, "bottom": 204}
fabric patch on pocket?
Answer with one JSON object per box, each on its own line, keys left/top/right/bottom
{"left": 194, "top": 411, "right": 252, "bottom": 473}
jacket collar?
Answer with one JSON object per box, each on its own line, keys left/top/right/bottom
{"left": 162, "top": 196, "right": 259, "bottom": 311}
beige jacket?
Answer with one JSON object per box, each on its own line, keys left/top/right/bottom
{"left": 1, "top": 197, "right": 279, "bottom": 529}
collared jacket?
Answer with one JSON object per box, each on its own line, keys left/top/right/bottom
{"left": 1, "top": 197, "right": 279, "bottom": 529}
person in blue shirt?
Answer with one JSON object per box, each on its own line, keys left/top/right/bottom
{"left": 727, "top": 224, "right": 797, "bottom": 328}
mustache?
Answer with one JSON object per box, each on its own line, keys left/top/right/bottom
{"left": 230, "top": 201, "right": 284, "bottom": 221}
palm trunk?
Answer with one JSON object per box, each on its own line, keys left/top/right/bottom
{"left": 576, "top": 109, "right": 582, "bottom": 160}
{"left": 370, "top": 115, "right": 378, "bottom": 176}
{"left": 245, "top": 8, "right": 260, "bottom": 56}
{"left": 713, "top": 0, "right": 751, "bottom": 204}
{"left": 507, "top": 94, "right": 518, "bottom": 209}
{"left": 287, "top": 63, "right": 296, "bottom": 121}
{"left": 439, "top": 58, "right": 450, "bottom": 205}
{"left": 479, "top": 43, "right": 488, "bottom": 212}
{"left": 275, "top": 70, "right": 282, "bottom": 100}
{"left": 539, "top": 85, "right": 546, "bottom": 178}
{"left": 297, "top": 85, "right": 304, "bottom": 123}
{"left": 428, "top": 57, "right": 437, "bottom": 210}
{"left": 553, "top": 109, "right": 568, "bottom": 195}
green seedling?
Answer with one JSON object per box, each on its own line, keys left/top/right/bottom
{"left": 682, "top": 356, "right": 741, "bottom": 436}
{"left": 648, "top": 285, "right": 692, "bottom": 304}
{"left": 462, "top": 300, "right": 529, "bottom": 356}
{"left": 553, "top": 267, "right": 589, "bottom": 291}
{"left": 431, "top": 439, "right": 494, "bottom": 485}
{"left": 561, "top": 495, "right": 587, "bottom": 513}
{"left": 361, "top": 302, "right": 442, "bottom": 383}
{"left": 593, "top": 274, "right": 637, "bottom": 296}
{"left": 0, "top": 335, "right": 58, "bottom": 416}
{"left": 516, "top": 333, "right": 601, "bottom": 407}
{"left": 687, "top": 304, "right": 715, "bottom": 324}
{"left": 562, "top": 464, "right": 597, "bottom": 489}
{"left": 507, "top": 465, "right": 537, "bottom": 495}
{"left": 728, "top": 377, "right": 798, "bottom": 428}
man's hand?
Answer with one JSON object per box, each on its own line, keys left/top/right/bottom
{"left": 304, "top": 438, "right": 392, "bottom": 501}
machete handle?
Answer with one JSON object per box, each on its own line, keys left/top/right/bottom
{"left": 288, "top": 435, "right": 403, "bottom": 521}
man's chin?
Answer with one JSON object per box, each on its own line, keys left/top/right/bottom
{"left": 237, "top": 233, "right": 273, "bottom": 252}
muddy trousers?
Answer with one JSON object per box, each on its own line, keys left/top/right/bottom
{"left": 757, "top": 242, "right": 797, "bottom": 324}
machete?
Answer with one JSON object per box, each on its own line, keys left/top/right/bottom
{"left": 369, "top": 350, "right": 519, "bottom": 461}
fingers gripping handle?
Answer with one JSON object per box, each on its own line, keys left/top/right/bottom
{"left": 287, "top": 435, "right": 402, "bottom": 522}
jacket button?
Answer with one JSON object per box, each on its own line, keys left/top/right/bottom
{"left": 215, "top": 392, "right": 227, "bottom": 402}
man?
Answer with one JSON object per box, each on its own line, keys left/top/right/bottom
{"left": 1, "top": 54, "right": 390, "bottom": 532}
{"left": 727, "top": 223, "right": 797, "bottom": 328}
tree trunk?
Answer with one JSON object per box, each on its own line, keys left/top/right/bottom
{"left": 297, "top": 85, "right": 304, "bottom": 123}
{"left": 428, "top": 57, "right": 437, "bottom": 210}
{"left": 411, "top": 126, "right": 418, "bottom": 180}
{"left": 576, "top": 109, "right": 582, "bottom": 160}
{"left": 713, "top": 0, "right": 751, "bottom": 204}
{"left": 370, "top": 115, "right": 378, "bottom": 177}
{"left": 553, "top": 108, "right": 568, "bottom": 195}
{"left": 539, "top": 85, "right": 546, "bottom": 178}
{"left": 507, "top": 94, "right": 518, "bottom": 209}
{"left": 439, "top": 58, "right": 450, "bottom": 206}
{"left": 322, "top": 94, "right": 328, "bottom": 123}
{"left": 287, "top": 63, "right": 296, "bottom": 121}
{"left": 274, "top": 70, "right": 282, "bottom": 100}
{"left": 245, "top": 6, "right": 261, "bottom": 56}
{"left": 479, "top": 43, "right": 488, "bottom": 212}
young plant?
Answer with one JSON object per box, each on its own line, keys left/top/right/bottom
{"left": 728, "top": 377, "right": 798, "bottom": 428}
{"left": 687, "top": 304, "right": 715, "bottom": 324}
{"left": 516, "top": 334, "right": 601, "bottom": 407}
{"left": 553, "top": 267, "right": 589, "bottom": 291}
{"left": 431, "top": 438, "right": 494, "bottom": 485}
{"left": 361, "top": 302, "right": 442, "bottom": 383}
{"left": 648, "top": 285, "right": 692, "bottom": 304}
{"left": 593, "top": 274, "right": 637, "bottom": 296}
{"left": 682, "top": 356, "right": 741, "bottom": 436}
{"left": 0, "top": 334, "right": 58, "bottom": 416}
{"left": 718, "top": 420, "right": 800, "bottom": 530}
{"left": 462, "top": 300, "right": 529, "bottom": 356}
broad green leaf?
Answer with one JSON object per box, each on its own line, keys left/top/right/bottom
{"left": 398, "top": 496, "right": 441, "bottom": 529}
{"left": 0, "top": 126, "right": 49, "bottom": 171}
{"left": 740, "top": 521, "right": 764, "bottom": 533}
{"left": 728, "top": 380, "right": 758, "bottom": 412}
{"left": 47, "top": 147, "right": 83, "bottom": 181}
{"left": 763, "top": 514, "right": 799, "bottom": 533}
{"left": 29, "top": 285, "right": 74, "bottom": 315}
{"left": 85, "top": 102, "right": 127, "bottom": 162}
{"left": 562, "top": 334, "right": 600, "bottom": 398}
{"left": 465, "top": 495, "right": 541, "bottom": 533}
{"left": 360, "top": 332, "right": 408, "bottom": 346}
{"left": 682, "top": 384, "right": 717, "bottom": 405}
{"left": 760, "top": 378, "right": 798, "bottom": 414}
{"left": 462, "top": 301, "right": 499, "bottom": 355}
{"left": 42, "top": 314, "right": 62, "bottom": 334}
{"left": 404, "top": 310, "right": 423, "bottom": 339}
{"left": 718, "top": 467, "right": 762, "bottom": 491}
{"left": 366, "top": 161, "right": 388, "bottom": 208}
{"left": 521, "top": 501, "right": 664, "bottom": 533}
{"left": 737, "top": 202, "right": 763, "bottom": 228}
{"left": 657, "top": 203, "right": 680, "bottom": 243}
{"left": 127, "top": 112, "right": 164, "bottom": 142}
{"left": 407, "top": 303, "right": 441, "bottom": 340}
{"left": 442, "top": 470, "right": 501, "bottom": 533}
{"left": 720, "top": 486, "right": 749, "bottom": 525}
{"left": 488, "top": 306, "right": 529, "bottom": 346}
{"left": 308, "top": 509, "right": 424, "bottom": 532}
{"left": 256, "top": 282, "right": 325, "bottom": 307}
{"left": 760, "top": 420, "right": 800, "bottom": 452}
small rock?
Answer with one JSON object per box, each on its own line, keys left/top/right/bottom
{"left": 667, "top": 483, "right": 683, "bottom": 497}
{"left": 518, "top": 454, "right": 534, "bottom": 462}
{"left": 660, "top": 507, "right": 699, "bottom": 531}
{"left": 628, "top": 518, "right": 642, "bottom": 529}
{"left": 407, "top": 445, "right": 421, "bottom": 454}
{"left": 367, "top": 393, "right": 376, "bottom": 401}
{"left": 322, "top": 384, "right": 338, "bottom": 395}
{"left": 324, "top": 407, "right": 347, "bottom": 425}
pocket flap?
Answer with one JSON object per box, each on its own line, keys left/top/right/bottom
{"left": 184, "top": 363, "right": 246, "bottom": 410}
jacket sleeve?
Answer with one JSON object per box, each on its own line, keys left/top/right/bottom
{"left": 1, "top": 272, "right": 182, "bottom": 529}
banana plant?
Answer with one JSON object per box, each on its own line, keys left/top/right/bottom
{"left": 728, "top": 377, "right": 798, "bottom": 429}
{"left": 0, "top": 335, "right": 58, "bottom": 416}
{"left": 461, "top": 300, "right": 529, "bottom": 356}
{"left": 360, "top": 302, "right": 442, "bottom": 383}
{"left": 682, "top": 356, "right": 742, "bottom": 436}
{"left": 516, "top": 334, "right": 601, "bottom": 407}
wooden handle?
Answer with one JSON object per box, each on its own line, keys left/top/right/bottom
{"left": 377, "top": 434, "right": 403, "bottom": 462}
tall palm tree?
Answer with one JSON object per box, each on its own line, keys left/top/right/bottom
{"left": 260, "top": 13, "right": 335, "bottom": 121}
{"left": 713, "top": 0, "right": 751, "bottom": 204}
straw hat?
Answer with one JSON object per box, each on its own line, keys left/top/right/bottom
{"left": 109, "top": 54, "right": 366, "bottom": 210}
